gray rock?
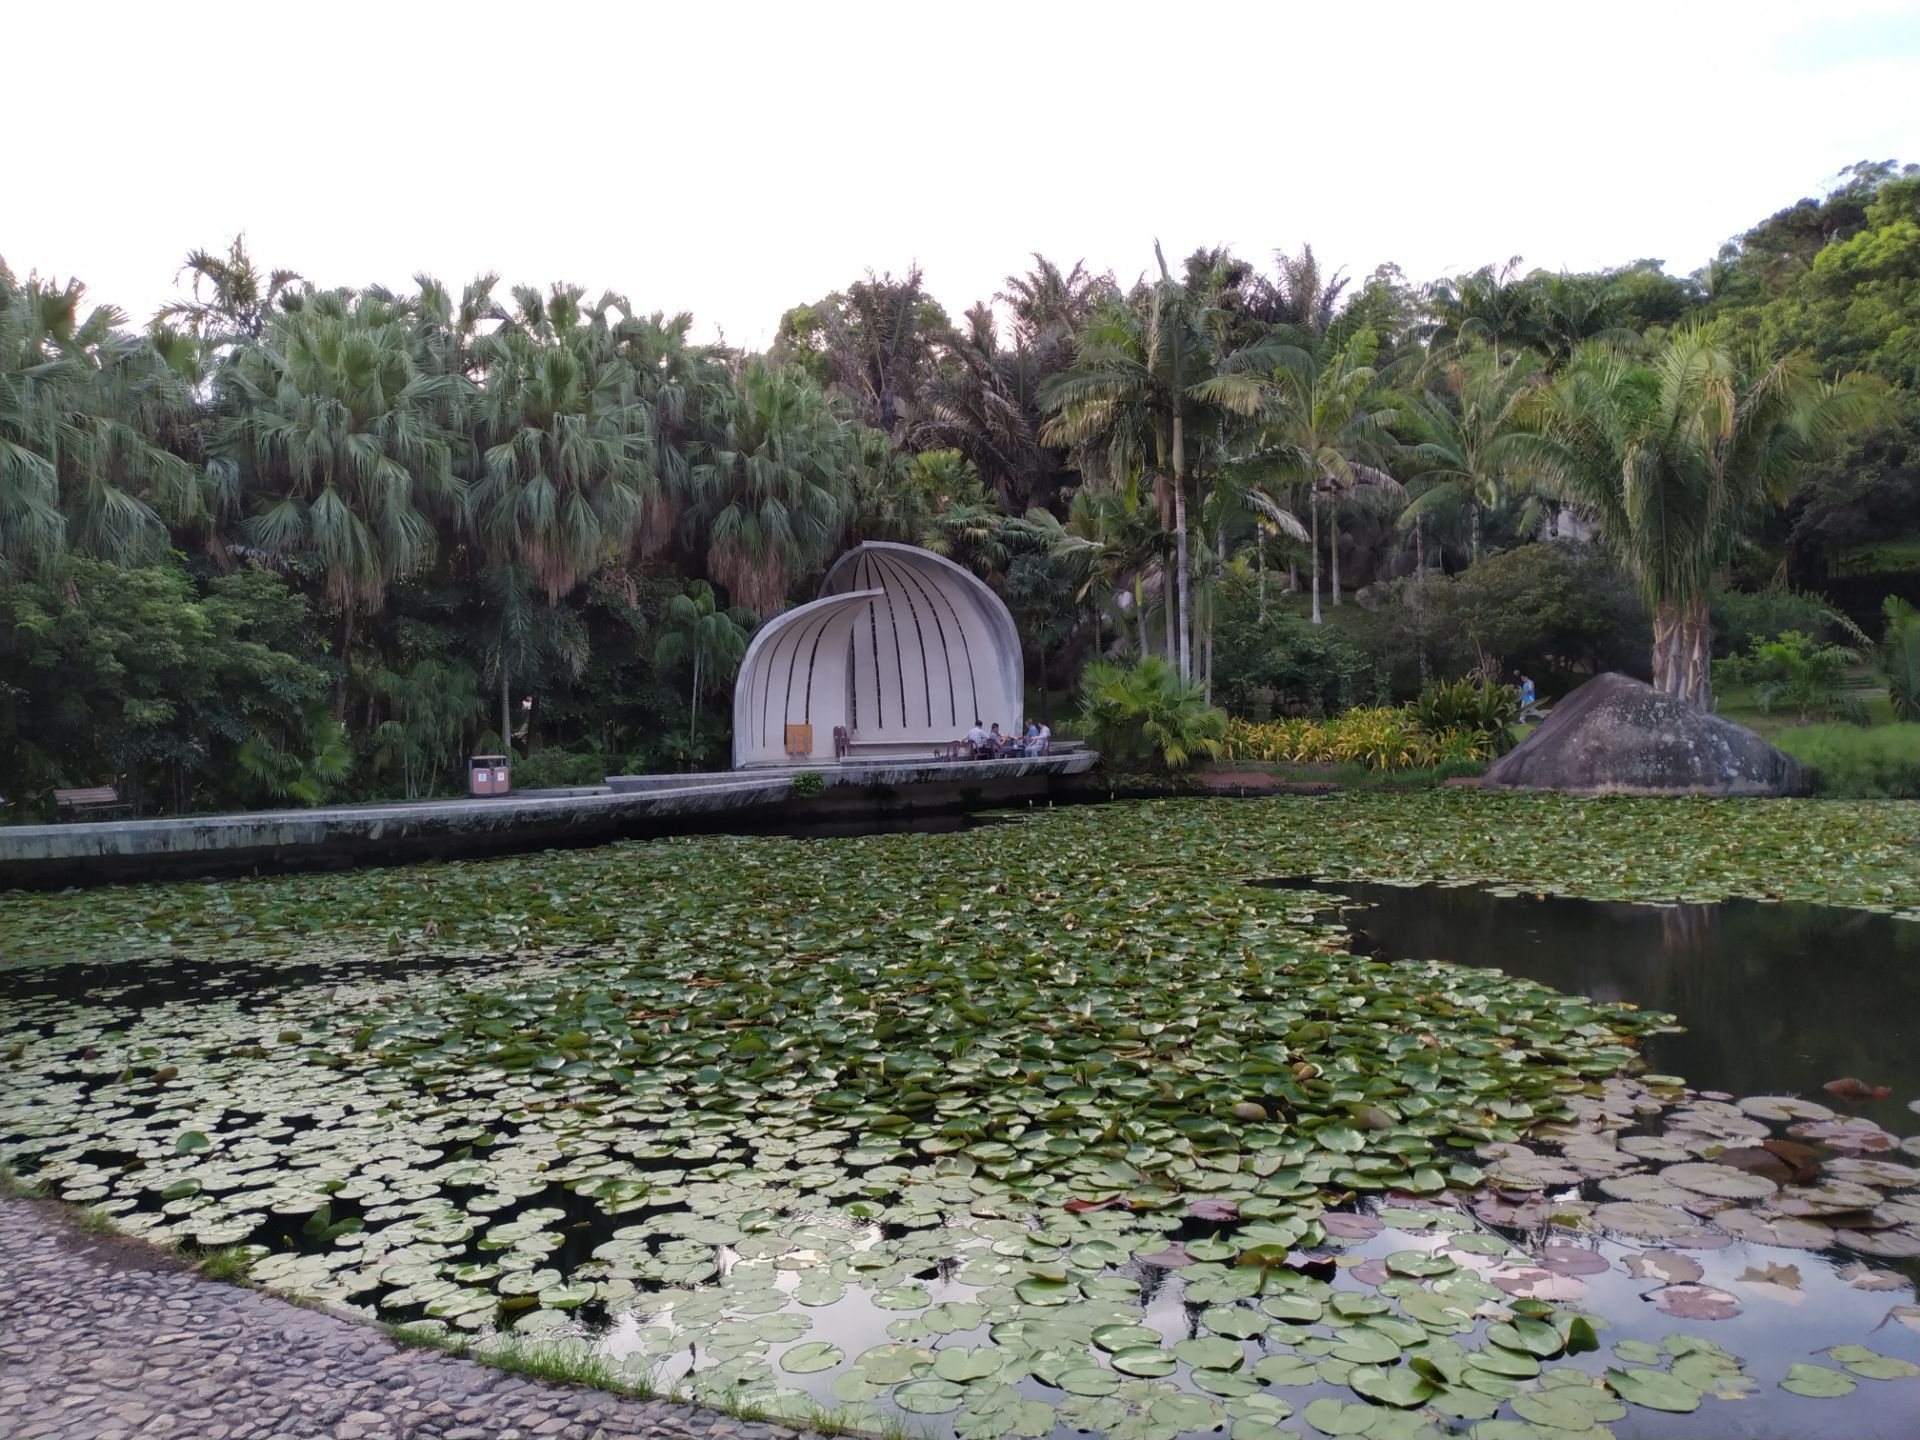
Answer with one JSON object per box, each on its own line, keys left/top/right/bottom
{"left": 1482, "top": 672, "right": 1804, "bottom": 797}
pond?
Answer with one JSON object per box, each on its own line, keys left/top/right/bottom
{"left": 1, "top": 796, "right": 1918, "bottom": 1440}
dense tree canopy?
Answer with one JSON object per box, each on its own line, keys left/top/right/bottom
{"left": 2, "top": 163, "right": 1914, "bottom": 812}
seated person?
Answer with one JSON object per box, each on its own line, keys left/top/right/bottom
{"left": 987, "top": 723, "right": 1007, "bottom": 756}
{"left": 965, "top": 720, "right": 991, "bottom": 757}
{"left": 1033, "top": 721, "right": 1051, "bottom": 755}
{"left": 1023, "top": 719, "right": 1041, "bottom": 751}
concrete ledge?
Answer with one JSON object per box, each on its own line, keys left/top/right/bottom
{"left": 0, "top": 753, "right": 1098, "bottom": 889}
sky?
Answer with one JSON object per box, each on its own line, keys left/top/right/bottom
{"left": 9, "top": 0, "right": 1920, "bottom": 349}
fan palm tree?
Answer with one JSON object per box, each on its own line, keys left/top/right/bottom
{"left": 691, "top": 359, "right": 851, "bottom": 614}
{"left": 1424, "top": 259, "right": 1537, "bottom": 366}
{"left": 653, "top": 580, "right": 756, "bottom": 742}
{"left": 471, "top": 321, "right": 655, "bottom": 604}
{"left": 1516, "top": 329, "right": 1882, "bottom": 707}
{"left": 1, "top": 264, "right": 204, "bottom": 574}
{"left": 1395, "top": 347, "right": 1546, "bottom": 562}
{"left": 215, "top": 292, "right": 464, "bottom": 704}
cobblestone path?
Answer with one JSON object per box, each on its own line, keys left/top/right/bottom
{"left": 0, "top": 1199, "right": 804, "bottom": 1440}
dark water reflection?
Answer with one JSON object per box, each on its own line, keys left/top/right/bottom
{"left": 1260, "top": 879, "right": 1920, "bottom": 1129}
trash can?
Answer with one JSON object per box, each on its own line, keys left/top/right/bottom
{"left": 468, "top": 754, "right": 511, "bottom": 797}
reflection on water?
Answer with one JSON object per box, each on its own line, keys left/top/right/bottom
{"left": 1261, "top": 879, "right": 1920, "bottom": 1132}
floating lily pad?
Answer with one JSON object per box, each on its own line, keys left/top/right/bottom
{"left": 1780, "top": 1362, "right": 1856, "bottom": 1398}
{"left": 1605, "top": 1367, "right": 1701, "bottom": 1412}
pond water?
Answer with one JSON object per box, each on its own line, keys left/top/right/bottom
{"left": 3, "top": 803, "right": 1919, "bottom": 1440}
{"left": 1260, "top": 879, "right": 1920, "bottom": 1137}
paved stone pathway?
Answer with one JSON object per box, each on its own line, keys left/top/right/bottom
{"left": 0, "top": 1199, "right": 804, "bottom": 1440}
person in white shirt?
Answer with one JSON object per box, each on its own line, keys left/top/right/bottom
{"left": 1034, "top": 722, "right": 1051, "bottom": 755}
{"left": 965, "top": 720, "right": 989, "bottom": 756}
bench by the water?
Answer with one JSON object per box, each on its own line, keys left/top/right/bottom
{"left": 53, "top": 786, "right": 131, "bottom": 820}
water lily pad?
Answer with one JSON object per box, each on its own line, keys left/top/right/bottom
{"left": 1780, "top": 1362, "right": 1856, "bottom": 1398}
{"left": 780, "top": 1341, "right": 844, "bottom": 1374}
{"left": 1302, "top": 1398, "right": 1376, "bottom": 1436}
{"left": 1110, "top": 1346, "right": 1177, "bottom": 1378}
{"left": 933, "top": 1347, "right": 1004, "bottom": 1382}
{"left": 1827, "top": 1344, "right": 1920, "bottom": 1380}
{"left": 1175, "top": 1337, "right": 1245, "bottom": 1372}
{"left": 1605, "top": 1367, "right": 1701, "bottom": 1412}
{"left": 1347, "top": 1365, "right": 1435, "bottom": 1408}
{"left": 1659, "top": 1161, "right": 1777, "bottom": 1200}
{"left": 894, "top": 1378, "right": 967, "bottom": 1414}
{"left": 1712, "top": 1208, "right": 1833, "bottom": 1249}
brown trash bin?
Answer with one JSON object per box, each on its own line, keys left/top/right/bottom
{"left": 468, "top": 754, "right": 511, "bottom": 796}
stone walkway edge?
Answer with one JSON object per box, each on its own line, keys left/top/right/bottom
{"left": 0, "top": 1196, "right": 813, "bottom": 1440}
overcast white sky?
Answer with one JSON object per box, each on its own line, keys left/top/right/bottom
{"left": 9, "top": 0, "right": 1920, "bottom": 348}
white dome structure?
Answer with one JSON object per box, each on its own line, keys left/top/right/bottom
{"left": 731, "top": 542, "right": 1025, "bottom": 767}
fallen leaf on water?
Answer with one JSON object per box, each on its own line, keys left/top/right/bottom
{"left": 1737, "top": 1262, "right": 1805, "bottom": 1304}
{"left": 1623, "top": 1251, "right": 1703, "bottom": 1285}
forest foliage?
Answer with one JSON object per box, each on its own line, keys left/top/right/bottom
{"left": 3, "top": 162, "right": 1916, "bottom": 814}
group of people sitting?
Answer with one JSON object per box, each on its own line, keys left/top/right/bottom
{"left": 963, "top": 719, "right": 1050, "bottom": 759}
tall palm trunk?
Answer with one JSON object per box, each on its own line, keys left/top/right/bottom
{"left": 1134, "top": 574, "right": 1149, "bottom": 658}
{"left": 1171, "top": 413, "right": 1192, "bottom": 681}
{"left": 1163, "top": 563, "right": 1176, "bottom": 659}
{"left": 500, "top": 665, "right": 511, "bottom": 759}
{"left": 1469, "top": 500, "right": 1482, "bottom": 565}
{"left": 1257, "top": 533, "right": 1268, "bottom": 619}
{"left": 1329, "top": 492, "right": 1342, "bottom": 607}
{"left": 1309, "top": 491, "right": 1322, "bottom": 626}
{"left": 1650, "top": 593, "right": 1714, "bottom": 709}
{"left": 689, "top": 646, "right": 703, "bottom": 742}
{"left": 336, "top": 607, "right": 355, "bottom": 720}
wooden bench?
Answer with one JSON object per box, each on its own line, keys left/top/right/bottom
{"left": 53, "top": 786, "right": 132, "bottom": 820}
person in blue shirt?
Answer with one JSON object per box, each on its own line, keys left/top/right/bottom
{"left": 1519, "top": 675, "right": 1537, "bottom": 711}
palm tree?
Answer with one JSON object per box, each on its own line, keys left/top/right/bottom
{"left": 471, "top": 316, "right": 655, "bottom": 604}
{"left": 215, "top": 291, "right": 464, "bottom": 704}
{"left": 1, "top": 263, "right": 204, "bottom": 574}
{"left": 1223, "top": 328, "right": 1400, "bottom": 623}
{"left": 1042, "top": 244, "right": 1276, "bottom": 679}
{"left": 1395, "top": 347, "right": 1545, "bottom": 562}
{"left": 691, "top": 359, "right": 851, "bottom": 614}
{"left": 1516, "top": 329, "right": 1881, "bottom": 707}
{"left": 1424, "top": 259, "right": 1537, "bottom": 365}
{"left": 156, "top": 234, "right": 301, "bottom": 353}
{"left": 654, "top": 580, "right": 757, "bottom": 743}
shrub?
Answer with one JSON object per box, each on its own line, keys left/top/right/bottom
{"left": 1711, "top": 586, "right": 1850, "bottom": 658}
{"left": 1079, "top": 658, "right": 1228, "bottom": 772}
{"left": 790, "top": 770, "right": 826, "bottom": 797}
{"left": 1714, "top": 631, "right": 1863, "bottom": 722}
{"left": 1405, "top": 679, "right": 1522, "bottom": 756}
{"left": 1212, "top": 609, "right": 1386, "bottom": 719}
{"left": 1775, "top": 724, "right": 1920, "bottom": 798}
{"left": 1223, "top": 708, "right": 1499, "bottom": 771}
{"left": 510, "top": 746, "right": 612, "bottom": 791}
{"left": 1884, "top": 598, "right": 1920, "bottom": 721}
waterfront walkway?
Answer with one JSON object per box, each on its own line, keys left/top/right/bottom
{"left": 0, "top": 753, "right": 1094, "bottom": 887}
{"left": 0, "top": 1198, "right": 800, "bottom": 1440}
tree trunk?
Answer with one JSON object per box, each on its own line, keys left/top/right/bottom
{"left": 500, "top": 663, "right": 511, "bottom": 760}
{"left": 1680, "top": 592, "right": 1713, "bottom": 710}
{"left": 1134, "top": 574, "right": 1149, "bottom": 659}
{"left": 1172, "top": 410, "right": 1192, "bottom": 681}
{"left": 1414, "top": 512, "right": 1430, "bottom": 684}
{"left": 689, "top": 647, "right": 702, "bottom": 743}
{"left": 1257, "top": 535, "right": 1267, "bottom": 620}
{"left": 1329, "top": 494, "right": 1342, "bottom": 607}
{"left": 335, "top": 607, "right": 354, "bottom": 720}
{"left": 1470, "top": 500, "right": 1482, "bottom": 565}
{"left": 1309, "top": 492, "right": 1322, "bottom": 626}
{"left": 1164, "top": 566, "right": 1176, "bottom": 660}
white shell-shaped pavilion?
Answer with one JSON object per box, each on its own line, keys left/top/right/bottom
{"left": 731, "top": 542, "right": 1025, "bottom": 767}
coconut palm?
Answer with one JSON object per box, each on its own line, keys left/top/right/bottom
{"left": 1395, "top": 347, "right": 1546, "bottom": 562}
{"left": 215, "top": 292, "right": 464, "bottom": 700}
{"left": 1222, "top": 328, "right": 1400, "bottom": 623}
{"left": 653, "top": 580, "right": 756, "bottom": 741}
{"left": 1042, "top": 244, "right": 1281, "bottom": 679}
{"left": 1516, "top": 329, "right": 1882, "bottom": 707}
{"left": 690, "top": 359, "right": 851, "bottom": 614}
{"left": 1424, "top": 259, "right": 1537, "bottom": 365}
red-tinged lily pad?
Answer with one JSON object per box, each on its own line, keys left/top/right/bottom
{"left": 1713, "top": 1209, "right": 1833, "bottom": 1250}
{"left": 1823, "top": 1077, "right": 1893, "bottom": 1101}
{"left": 1651, "top": 1283, "right": 1742, "bottom": 1320}
{"left": 1189, "top": 1199, "right": 1240, "bottom": 1222}
{"left": 1320, "top": 1212, "right": 1383, "bottom": 1239}
{"left": 1736, "top": 1262, "right": 1805, "bottom": 1304}
{"left": 1535, "top": 1242, "right": 1610, "bottom": 1277}
{"left": 1623, "top": 1250, "right": 1703, "bottom": 1284}
{"left": 1835, "top": 1227, "right": 1920, "bottom": 1259}
{"left": 1063, "top": 1197, "right": 1117, "bottom": 1213}
{"left": 1842, "top": 1264, "right": 1908, "bottom": 1291}
{"left": 1791, "top": 1117, "right": 1901, "bottom": 1153}
{"left": 1136, "top": 1243, "right": 1195, "bottom": 1268}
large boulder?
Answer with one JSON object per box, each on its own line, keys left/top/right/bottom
{"left": 1482, "top": 672, "right": 1803, "bottom": 797}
